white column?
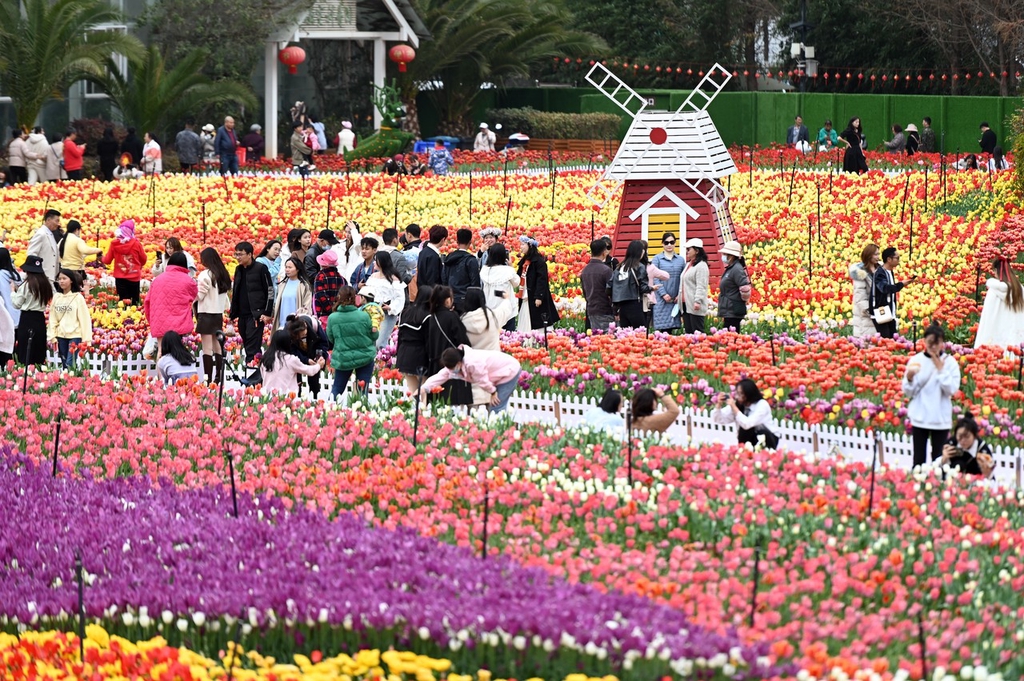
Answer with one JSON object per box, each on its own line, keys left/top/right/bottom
{"left": 373, "top": 39, "right": 386, "bottom": 130}
{"left": 265, "top": 42, "right": 279, "bottom": 159}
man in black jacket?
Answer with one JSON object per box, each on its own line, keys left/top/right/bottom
{"left": 979, "top": 121, "right": 997, "bottom": 155}
{"left": 443, "top": 228, "right": 481, "bottom": 312}
{"left": 417, "top": 225, "right": 447, "bottom": 289}
{"left": 872, "top": 247, "right": 916, "bottom": 339}
{"left": 229, "top": 241, "right": 274, "bottom": 367}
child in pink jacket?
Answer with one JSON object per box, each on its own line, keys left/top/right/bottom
{"left": 419, "top": 345, "right": 521, "bottom": 413}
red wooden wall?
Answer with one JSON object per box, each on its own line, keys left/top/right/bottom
{"left": 611, "top": 179, "right": 732, "bottom": 286}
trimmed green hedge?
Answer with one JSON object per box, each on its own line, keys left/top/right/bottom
{"left": 486, "top": 107, "right": 620, "bottom": 140}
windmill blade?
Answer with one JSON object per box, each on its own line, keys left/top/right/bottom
{"left": 677, "top": 64, "right": 732, "bottom": 114}
{"left": 585, "top": 62, "right": 649, "bottom": 118}
{"left": 585, "top": 176, "right": 624, "bottom": 210}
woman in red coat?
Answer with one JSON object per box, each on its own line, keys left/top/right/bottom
{"left": 102, "top": 219, "right": 147, "bottom": 305}
{"left": 144, "top": 252, "right": 198, "bottom": 352}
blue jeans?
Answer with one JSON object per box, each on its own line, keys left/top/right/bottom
{"left": 376, "top": 314, "right": 398, "bottom": 349}
{"left": 57, "top": 337, "right": 81, "bottom": 369}
{"left": 220, "top": 153, "right": 239, "bottom": 175}
{"left": 490, "top": 375, "right": 518, "bottom": 413}
{"left": 332, "top": 361, "right": 374, "bottom": 398}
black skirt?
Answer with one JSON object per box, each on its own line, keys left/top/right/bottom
{"left": 15, "top": 310, "right": 47, "bottom": 365}
{"left": 196, "top": 313, "right": 223, "bottom": 335}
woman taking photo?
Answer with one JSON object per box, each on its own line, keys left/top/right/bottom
{"left": 396, "top": 285, "right": 433, "bottom": 393}
{"left": 651, "top": 234, "right": 685, "bottom": 332}
{"left": 261, "top": 329, "right": 325, "bottom": 395}
{"left": 144, "top": 251, "right": 198, "bottom": 355}
{"left": 102, "top": 219, "right": 147, "bottom": 305}
{"left": 272, "top": 256, "right": 313, "bottom": 330}
{"left": 839, "top": 117, "right": 868, "bottom": 174}
{"left": 196, "top": 247, "right": 231, "bottom": 385}
{"left": 47, "top": 269, "right": 92, "bottom": 369}
{"left": 937, "top": 412, "right": 995, "bottom": 478}
{"left": 360, "top": 251, "right": 407, "bottom": 348}
{"left": 256, "top": 240, "right": 283, "bottom": 296}
{"left": 678, "top": 238, "right": 709, "bottom": 334}
{"left": 712, "top": 378, "right": 779, "bottom": 448}
{"left": 609, "top": 240, "right": 651, "bottom": 329}
{"left": 326, "top": 285, "right": 378, "bottom": 398}
{"left": 480, "top": 243, "right": 520, "bottom": 330}
{"left": 12, "top": 255, "right": 52, "bottom": 366}
{"left": 849, "top": 244, "right": 880, "bottom": 338}
{"left": 156, "top": 331, "right": 198, "bottom": 384}
{"left": 903, "top": 324, "right": 961, "bottom": 468}
{"left": 286, "top": 316, "right": 329, "bottom": 398}
{"left": 516, "top": 236, "right": 559, "bottom": 332}
{"left": 630, "top": 387, "right": 681, "bottom": 434}
{"left": 426, "top": 285, "right": 472, "bottom": 404}
{"left": 718, "top": 240, "right": 749, "bottom": 332}
{"left": 60, "top": 220, "right": 102, "bottom": 281}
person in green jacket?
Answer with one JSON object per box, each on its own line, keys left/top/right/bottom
{"left": 326, "top": 285, "right": 379, "bottom": 398}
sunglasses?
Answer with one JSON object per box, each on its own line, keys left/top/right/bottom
{"left": 663, "top": 240, "right": 676, "bottom": 245}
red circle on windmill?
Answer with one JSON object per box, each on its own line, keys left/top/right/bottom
{"left": 649, "top": 127, "right": 668, "bottom": 145}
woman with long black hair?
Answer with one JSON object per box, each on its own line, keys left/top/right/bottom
{"left": 272, "top": 256, "right": 313, "bottom": 330}
{"left": 156, "top": 331, "right": 198, "bottom": 384}
{"left": 713, "top": 378, "right": 779, "bottom": 449}
{"left": 462, "top": 287, "right": 514, "bottom": 351}
{"left": 515, "top": 236, "right": 559, "bottom": 332}
{"left": 12, "top": 255, "right": 53, "bottom": 366}
{"left": 396, "top": 285, "right": 433, "bottom": 394}
{"left": 261, "top": 329, "right": 324, "bottom": 395}
{"left": 196, "top": 247, "right": 231, "bottom": 384}
{"left": 609, "top": 240, "right": 651, "bottom": 329}
{"left": 839, "top": 117, "right": 868, "bottom": 174}
{"left": 281, "top": 228, "right": 312, "bottom": 264}
{"left": 425, "top": 285, "right": 472, "bottom": 405}
{"left": 361, "top": 251, "right": 407, "bottom": 348}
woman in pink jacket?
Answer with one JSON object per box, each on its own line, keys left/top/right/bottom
{"left": 144, "top": 252, "right": 198, "bottom": 352}
{"left": 419, "top": 345, "right": 521, "bottom": 413}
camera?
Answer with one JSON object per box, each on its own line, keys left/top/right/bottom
{"left": 954, "top": 447, "right": 971, "bottom": 458}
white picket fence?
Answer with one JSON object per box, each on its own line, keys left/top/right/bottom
{"left": 50, "top": 352, "right": 1024, "bottom": 488}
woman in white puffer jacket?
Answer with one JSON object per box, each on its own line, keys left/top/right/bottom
{"left": 849, "top": 243, "right": 879, "bottom": 338}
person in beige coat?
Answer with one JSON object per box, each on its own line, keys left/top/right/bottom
{"left": 849, "top": 243, "right": 879, "bottom": 338}
{"left": 25, "top": 128, "right": 51, "bottom": 184}
{"left": 677, "top": 237, "right": 709, "bottom": 335}
{"left": 46, "top": 135, "right": 67, "bottom": 182}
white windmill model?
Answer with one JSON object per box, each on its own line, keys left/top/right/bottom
{"left": 586, "top": 63, "right": 737, "bottom": 278}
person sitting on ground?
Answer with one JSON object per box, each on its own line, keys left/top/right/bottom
{"left": 383, "top": 154, "right": 408, "bottom": 176}
{"left": 935, "top": 412, "right": 995, "bottom": 479}
{"left": 988, "top": 146, "right": 1011, "bottom": 171}
{"left": 630, "top": 387, "right": 681, "bottom": 434}
{"left": 584, "top": 388, "right": 625, "bottom": 434}
{"left": 156, "top": 331, "right": 198, "bottom": 384}
{"left": 419, "top": 345, "right": 522, "bottom": 414}
{"left": 261, "top": 329, "right": 325, "bottom": 395}
{"left": 955, "top": 154, "right": 978, "bottom": 171}
{"left": 712, "top": 378, "right": 779, "bottom": 448}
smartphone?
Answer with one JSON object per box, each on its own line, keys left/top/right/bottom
{"left": 495, "top": 290, "right": 506, "bottom": 298}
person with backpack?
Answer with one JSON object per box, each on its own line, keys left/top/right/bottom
{"left": 608, "top": 240, "right": 651, "bottom": 329}
{"left": 717, "top": 240, "right": 750, "bottom": 332}
{"left": 442, "top": 228, "right": 481, "bottom": 312}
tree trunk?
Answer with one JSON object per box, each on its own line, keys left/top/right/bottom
{"left": 402, "top": 92, "right": 421, "bottom": 139}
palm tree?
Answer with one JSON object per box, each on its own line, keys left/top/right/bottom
{"left": 401, "top": 0, "right": 605, "bottom": 137}
{"left": 86, "top": 44, "right": 258, "bottom": 139}
{"left": 0, "top": 0, "right": 143, "bottom": 129}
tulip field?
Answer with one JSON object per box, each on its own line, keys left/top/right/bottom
{"left": 1, "top": 371, "right": 1023, "bottom": 681}
{"left": 3, "top": 152, "right": 1024, "bottom": 680}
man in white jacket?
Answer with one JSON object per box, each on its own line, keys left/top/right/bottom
{"left": 902, "top": 323, "right": 961, "bottom": 468}
{"left": 25, "top": 127, "right": 51, "bottom": 184}
{"left": 27, "top": 209, "right": 62, "bottom": 284}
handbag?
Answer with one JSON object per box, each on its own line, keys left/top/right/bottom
{"left": 873, "top": 305, "right": 895, "bottom": 324}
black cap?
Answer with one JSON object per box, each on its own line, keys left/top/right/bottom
{"left": 318, "top": 229, "right": 338, "bottom": 245}
{"left": 21, "top": 255, "right": 45, "bottom": 274}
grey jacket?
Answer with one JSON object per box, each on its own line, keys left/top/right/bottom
{"left": 717, "top": 260, "right": 749, "bottom": 319}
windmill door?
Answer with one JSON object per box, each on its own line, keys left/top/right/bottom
{"left": 645, "top": 213, "right": 680, "bottom": 256}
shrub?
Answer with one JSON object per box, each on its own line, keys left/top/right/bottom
{"left": 487, "top": 107, "right": 620, "bottom": 140}
{"left": 70, "top": 118, "right": 127, "bottom": 156}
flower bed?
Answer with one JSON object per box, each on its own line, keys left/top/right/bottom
{"left": 3, "top": 373, "right": 1023, "bottom": 679}
{"left": 0, "top": 449, "right": 781, "bottom": 681}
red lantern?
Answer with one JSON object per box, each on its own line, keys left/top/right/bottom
{"left": 929, "top": 74, "right": 935, "bottom": 81}
{"left": 743, "top": 70, "right": 749, "bottom": 77}
{"left": 278, "top": 46, "right": 306, "bottom": 75}
{"left": 977, "top": 70, "right": 984, "bottom": 78}
{"left": 917, "top": 75, "right": 923, "bottom": 82}
{"left": 687, "top": 68, "right": 692, "bottom": 76}
{"left": 698, "top": 70, "right": 704, "bottom": 77}
{"left": 754, "top": 72, "right": 760, "bottom": 79}
{"left": 655, "top": 66, "right": 662, "bottom": 73}
{"left": 388, "top": 44, "right": 416, "bottom": 72}
{"left": 564, "top": 57, "right": 571, "bottom": 64}
{"left": 823, "top": 72, "right": 829, "bottom": 79}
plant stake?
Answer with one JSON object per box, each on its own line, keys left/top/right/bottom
{"left": 201, "top": 202, "right": 207, "bottom": 246}
{"left": 22, "top": 329, "right": 34, "bottom": 394}
{"left": 503, "top": 158, "right": 508, "bottom": 195}
{"left": 788, "top": 161, "right": 796, "bottom": 205}
{"left": 504, "top": 197, "right": 512, "bottom": 236}
{"left": 807, "top": 218, "right": 812, "bottom": 277}
{"left": 468, "top": 169, "right": 473, "bottom": 221}
{"left": 900, "top": 171, "right": 910, "bottom": 222}
{"left": 625, "top": 404, "right": 633, "bottom": 487}
{"left": 750, "top": 540, "right": 761, "bottom": 628}
{"left": 590, "top": 212, "right": 595, "bottom": 242}
{"left": 215, "top": 331, "right": 227, "bottom": 414}
{"left": 975, "top": 264, "right": 981, "bottom": 304}
{"left": 770, "top": 331, "right": 777, "bottom": 367}
{"left": 394, "top": 177, "right": 400, "bottom": 230}
{"left": 908, "top": 206, "right": 914, "bottom": 260}
{"left": 869, "top": 430, "right": 880, "bottom": 517}
{"left": 326, "top": 189, "right": 332, "bottom": 231}
{"left": 76, "top": 550, "right": 85, "bottom": 662}
{"left": 816, "top": 183, "right": 821, "bottom": 239}
{"left": 412, "top": 366, "right": 426, "bottom": 447}
{"left": 923, "top": 165, "right": 928, "bottom": 211}
{"left": 52, "top": 411, "right": 62, "bottom": 477}
{"left": 227, "top": 449, "right": 238, "bottom": 518}
{"left": 481, "top": 482, "right": 489, "bottom": 560}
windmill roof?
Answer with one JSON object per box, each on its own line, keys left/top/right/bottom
{"left": 605, "top": 110, "right": 736, "bottom": 181}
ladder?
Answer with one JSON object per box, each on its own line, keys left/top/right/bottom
{"left": 585, "top": 62, "right": 649, "bottom": 118}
